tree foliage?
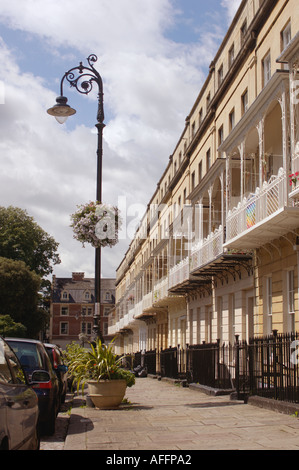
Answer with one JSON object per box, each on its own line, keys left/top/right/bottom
{"left": 0, "top": 206, "right": 60, "bottom": 277}
{"left": 0, "top": 257, "right": 47, "bottom": 338}
{"left": 0, "top": 206, "right": 61, "bottom": 338}
{"left": 0, "top": 315, "right": 27, "bottom": 337}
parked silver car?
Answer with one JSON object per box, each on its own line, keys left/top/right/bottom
{"left": 6, "top": 338, "right": 60, "bottom": 436}
{"left": 0, "top": 337, "right": 40, "bottom": 450}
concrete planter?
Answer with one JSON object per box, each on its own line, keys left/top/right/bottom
{"left": 87, "top": 379, "right": 127, "bottom": 409}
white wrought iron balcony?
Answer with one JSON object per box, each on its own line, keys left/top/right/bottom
{"left": 115, "top": 300, "right": 144, "bottom": 330}
{"left": 190, "top": 226, "right": 224, "bottom": 272}
{"left": 133, "top": 300, "right": 143, "bottom": 319}
{"left": 153, "top": 276, "right": 169, "bottom": 305}
{"left": 119, "top": 316, "right": 125, "bottom": 330}
{"left": 225, "top": 168, "right": 299, "bottom": 249}
{"left": 142, "top": 291, "right": 153, "bottom": 311}
{"left": 168, "top": 256, "right": 190, "bottom": 290}
{"left": 107, "top": 324, "right": 117, "bottom": 336}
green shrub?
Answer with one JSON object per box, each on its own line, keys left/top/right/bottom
{"left": 66, "top": 338, "right": 135, "bottom": 394}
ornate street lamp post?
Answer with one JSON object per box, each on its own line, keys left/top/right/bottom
{"left": 47, "top": 54, "right": 105, "bottom": 340}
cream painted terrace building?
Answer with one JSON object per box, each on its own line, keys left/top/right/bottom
{"left": 108, "top": 0, "right": 299, "bottom": 357}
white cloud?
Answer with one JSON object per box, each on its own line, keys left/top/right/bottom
{"left": 221, "top": 0, "right": 241, "bottom": 23}
{"left": 0, "top": 0, "right": 174, "bottom": 53}
{"left": 0, "top": 0, "right": 235, "bottom": 280}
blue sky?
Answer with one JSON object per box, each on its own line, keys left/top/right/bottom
{"left": 0, "top": 0, "right": 241, "bottom": 279}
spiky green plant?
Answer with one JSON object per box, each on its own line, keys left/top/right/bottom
{"left": 67, "top": 338, "right": 135, "bottom": 394}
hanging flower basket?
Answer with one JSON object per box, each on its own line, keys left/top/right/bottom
{"left": 70, "top": 201, "right": 121, "bottom": 248}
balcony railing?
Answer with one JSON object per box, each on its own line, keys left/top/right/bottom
{"left": 108, "top": 323, "right": 117, "bottom": 336}
{"left": 142, "top": 291, "right": 153, "bottom": 311}
{"left": 134, "top": 300, "right": 143, "bottom": 318}
{"left": 190, "top": 226, "right": 224, "bottom": 272}
{"left": 226, "top": 168, "right": 286, "bottom": 244}
{"left": 168, "top": 256, "right": 189, "bottom": 290}
{"left": 153, "top": 276, "right": 168, "bottom": 303}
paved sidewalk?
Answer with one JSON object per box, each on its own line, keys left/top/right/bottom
{"left": 55, "top": 377, "right": 299, "bottom": 451}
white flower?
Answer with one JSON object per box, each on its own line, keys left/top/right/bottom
{"left": 70, "top": 201, "right": 121, "bottom": 249}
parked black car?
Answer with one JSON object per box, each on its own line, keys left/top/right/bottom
{"left": 44, "top": 343, "right": 68, "bottom": 404}
{"left": 6, "top": 338, "right": 60, "bottom": 436}
{"left": 0, "top": 336, "right": 40, "bottom": 450}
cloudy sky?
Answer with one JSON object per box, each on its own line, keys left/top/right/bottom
{"left": 0, "top": 0, "right": 241, "bottom": 281}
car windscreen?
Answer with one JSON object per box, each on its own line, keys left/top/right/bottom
{"left": 0, "top": 339, "right": 27, "bottom": 385}
{"left": 7, "top": 341, "right": 44, "bottom": 371}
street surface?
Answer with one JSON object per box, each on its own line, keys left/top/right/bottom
{"left": 40, "top": 378, "right": 299, "bottom": 451}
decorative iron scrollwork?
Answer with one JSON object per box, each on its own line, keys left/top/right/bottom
{"left": 60, "top": 54, "right": 104, "bottom": 124}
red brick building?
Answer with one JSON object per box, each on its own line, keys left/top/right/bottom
{"left": 49, "top": 272, "right": 115, "bottom": 348}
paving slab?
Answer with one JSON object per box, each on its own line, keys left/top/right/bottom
{"left": 41, "top": 377, "right": 299, "bottom": 452}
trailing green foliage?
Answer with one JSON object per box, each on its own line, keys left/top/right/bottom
{"left": 66, "top": 338, "right": 135, "bottom": 394}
